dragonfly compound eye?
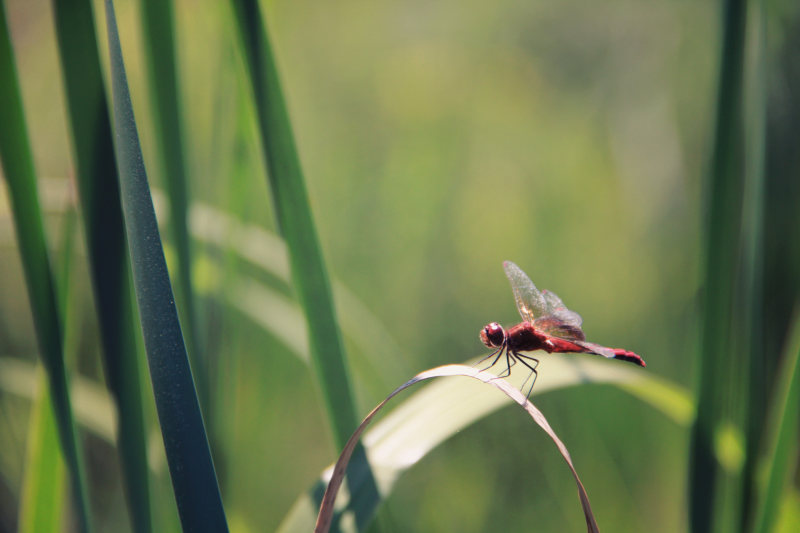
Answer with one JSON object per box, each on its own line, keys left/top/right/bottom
{"left": 480, "top": 322, "right": 505, "bottom": 348}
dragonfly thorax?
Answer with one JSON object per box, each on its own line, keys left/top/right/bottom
{"left": 480, "top": 322, "right": 506, "bottom": 349}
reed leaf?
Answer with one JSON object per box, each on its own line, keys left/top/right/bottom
{"left": 102, "top": 0, "right": 227, "bottom": 530}
{"left": 315, "top": 365, "right": 600, "bottom": 533}
{"left": 688, "top": 0, "right": 749, "bottom": 531}
{"left": 229, "top": 0, "right": 360, "bottom": 452}
{"left": 279, "top": 355, "right": 692, "bottom": 532}
{"left": 739, "top": 0, "right": 768, "bottom": 527}
{"left": 138, "top": 0, "right": 203, "bottom": 411}
{"left": 17, "top": 370, "right": 66, "bottom": 533}
{"left": 752, "top": 312, "right": 800, "bottom": 533}
{"left": 49, "top": 0, "right": 152, "bottom": 529}
{"left": 0, "top": 4, "right": 91, "bottom": 530}
{"left": 228, "top": 2, "right": 379, "bottom": 529}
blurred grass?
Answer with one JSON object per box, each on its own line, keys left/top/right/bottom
{"left": 688, "top": 0, "right": 749, "bottom": 530}
{"left": 229, "top": 0, "right": 362, "bottom": 452}
{"left": 49, "top": 0, "right": 152, "bottom": 529}
{"left": 17, "top": 370, "right": 65, "bottom": 533}
{"left": 229, "top": 1, "right": 379, "bottom": 530}
{"left": 1, "top": 0, "right": 799, "bottom": 532}
{"left": 0, "top": 3, "right": 91, "bottom": 530}
{"left": 740, "top": 0, "right": 768, "bottom": 528}
{"left": 753, "top": 312, "right": 800, "bottom": 533}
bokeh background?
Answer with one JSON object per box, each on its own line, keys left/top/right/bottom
{"left": 1, "top": 0, "right": 799, "bottom": 531}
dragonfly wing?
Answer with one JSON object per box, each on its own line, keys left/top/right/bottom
{"left": 504, "top": 261, "right": 547, "bottom": 322}
{"left": 534, "top": 317, "right": 586, "bottom": 341}
{"left": 574, "top": 341, "right": 616, "bottom": 359}
{"left": 541, "top": 289, "right": 583, "bottom": 327}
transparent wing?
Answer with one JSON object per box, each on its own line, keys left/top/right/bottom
{"left": 540, "top": 289, "right": 583, "bottom": 328}
{"left": 573, "top": 340, "right": 616, "bottom": 359}
{"left": 503, "top": 261, "right": 547, "bottom": 322}
{"left": 533, "top": 317, "right": 586, "bottom": 341}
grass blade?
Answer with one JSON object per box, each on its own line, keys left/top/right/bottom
{"left": 279, "top": 354, "right": 692, "bottom": 532}
{"left": 688, "top": 0, "right": 749, "bottom": 531}
{"left": 228, "top": 0, "right": 378, "bottom": 529}
{"left": 18, "top": 369, "right": 66, "bottom": 533}
{"left": 0, "top": 356, "right": 116, "bottom": 444}
{"left": 752, "top": 312, "right": 800, "bottom": 533}
{"left": 19, "top": 159, "right": 78, "bottom": 533}
{"left": 49, "top": 0, "right": 152, "bottom": 529}
{"left": 185, "top": 199, "right": 410, "bottom": 386}
{"left": 739, "top": 0, "right": 768, "bottom": 527}
{"left": 229, "top": 0, "right": 360, "bottom": 452}
{"left": 138, "top": 0, "right": 203, "bottom": 410}
{"left": 0, "top": 4, "right": 91, "bottom": 530}
{"left": 228, "top": 2, "right": 379, "bottom": 529}
{"left": 102, "top": 0, "right": 228, "bottom": 530}
{"left": 315, "top": 365, "right": 599, "bottom": 533}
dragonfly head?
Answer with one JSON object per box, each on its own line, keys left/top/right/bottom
{"left": 480, "top": 322, "right": 506, "bottom": 349}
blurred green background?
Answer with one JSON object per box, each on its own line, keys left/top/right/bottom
{"left": 1, "top": 0, "right": 799, "bottom": 531}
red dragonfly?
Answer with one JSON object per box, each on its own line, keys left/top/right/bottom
{"left": 479, "top": 261, "right": 646, "bottom": 397}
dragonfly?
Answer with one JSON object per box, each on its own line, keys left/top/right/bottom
{"left": 479, "top": 261, "right": 646, "bottom": 398}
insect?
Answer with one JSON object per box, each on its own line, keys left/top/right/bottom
{"left": 479, "top": 261, "right": 646, "bottom": 398}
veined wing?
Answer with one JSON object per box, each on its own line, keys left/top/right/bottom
{"left": 503, "top": 261, "right": 547, "bottom": 323}
{"left": 540, "top": 289, "right": 583, "bottom": 328}
{"left": 533, "top": 316, "right": 586, "bottom": 341}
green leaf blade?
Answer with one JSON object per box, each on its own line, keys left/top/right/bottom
{"left": 229, "top": 0, "right": 360, "bottom": 449}
{"left": 752, "top": 313, "right": 800, "bottom": 533}
{"left": 228, "top": 2, "right": 381, "bottom": 528}
{"left": 49, "top": 0, "right": 153, "bottom": 529}
{"left": 279, "top": 355, "right": 694, "bottom": 532}
{"left": 102, "top": 0, "right": 228, "bottom": 530}
{"left": 688, "top": 0, "right": 750, "bottom": 531}
{"left": 18, "top": 369, "right": 66, "bottom": 533}
{"left": 0, "top": 4, "right": 91, "bottom": 531}
{"left": 138, "top": 0, "right": 202, "bottom": 408}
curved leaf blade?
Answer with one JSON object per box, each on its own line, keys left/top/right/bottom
{"left": 315, "top": 364, "right": 599, "bottom": 533}
{"left": 184, "top": 199, "right": 410, "bottom": 385}
{"left": 0, "top": 356, "right": 116, "bottom": 444}
{"left": 279, "top": 354, "right": 693, "bottom": 532}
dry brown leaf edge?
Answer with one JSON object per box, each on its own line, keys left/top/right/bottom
{"left": 314, "top": 364, "right": 600, "bottom": 533}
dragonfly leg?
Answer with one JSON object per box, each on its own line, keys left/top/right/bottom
{"left": 514, "top": 353, "right": 540, "bottom": 399}
{"left": 494, "top": 351, "right": 516, "bottom": 379}
{"left": 476, "top": 345, "right": 506, "bottom": 372}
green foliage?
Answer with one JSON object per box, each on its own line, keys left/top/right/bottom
{"left": 229, "top": 0, "right": 361, "bottom": 451}
{"left": 49, "top": 0, "right": 151, "bottom": 529}
{"left": 138, "top": 0, "right": 201, "bottom": 413}
{"left": 753, "top": 316, "right": 800, "bottom": 533}
{"left": 102, "top": 0, "right": 227, "bottom": 530}
{"left": 18, "top": 371, "right": 66, "bottom": 533}
{"left": 229, "top": 2, "right": 380, "bottom": 527}
{"left": 0, "top": 3, "right": 91, "bottom": 530}
{"left": 0, "top": 0, "right": 798, "bottom": 532}
{"left": 689, "top": 0, "right": 750, "bottom": 530}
